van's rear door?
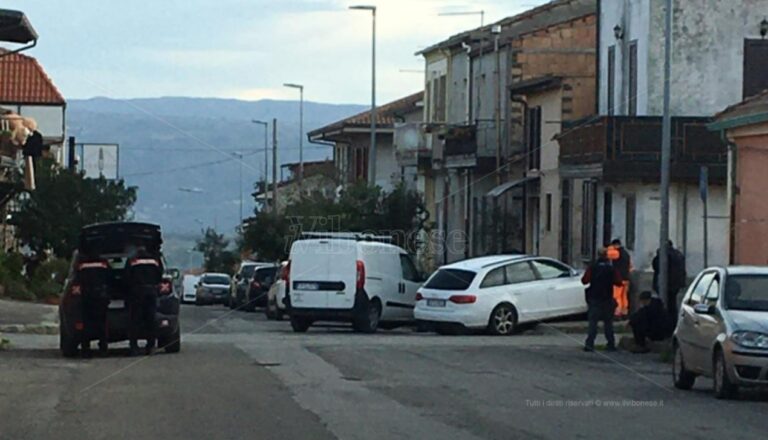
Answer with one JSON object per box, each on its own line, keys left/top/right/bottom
{"left": 290, "top": 239, "right": 357, "bottom": 310}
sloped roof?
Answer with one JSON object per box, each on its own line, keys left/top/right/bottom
{"left": 709, "top": 89, "right": 768, "bottom": 131}
{"left": 0, "top": 49, "right": 65, "bottom": 105}
{"left": 416, "top": 0, "right": 595, "bottom": 56}
{"left": 308, "top": 91, "right": 423, "bottom": 139}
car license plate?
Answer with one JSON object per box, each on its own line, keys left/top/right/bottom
{"left": 296, "top": 282, "right": 319, "bottom": 291}
{"left": 109, "top": 300, "right": 124, "bottom": 309}
{"left": 427, "top": 299, "right": 446, "bottom": 307}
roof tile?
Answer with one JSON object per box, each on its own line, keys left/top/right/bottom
{"left": 0, "top": 49, "right": 65, "bottom": 105}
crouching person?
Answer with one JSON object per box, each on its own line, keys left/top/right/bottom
{"left": 126, "top": 252, "right": 162, "bottom": 356}
{"left": 628, "top": 291, "right": 671, "bottom": 353}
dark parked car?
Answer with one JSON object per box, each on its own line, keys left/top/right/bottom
{"left": 195, "top": 273, "right": 232, "bottom": 305}
{"left": 244, "top": 265, "right": 279, "bottom": 311}
{"left": 58, "top": 222, "right": 181, "bottom": 357}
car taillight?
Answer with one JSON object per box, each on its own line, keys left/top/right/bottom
{"left": 415, "top": 292, "right": 424, "bottom": 301}
{"left": 449, "top": 295, "right": 477, "bottom": 304}
{"left": 251, "top": 280, "right": 261, "bottom": 289}
{"left": 159, "top": 280, "right": 172, "bottom": 295}
{"left": 356, "top": 260, "right": 366, "bottom": 290}
{"left": 283, "top": 261, "right": 291, "bottom": 284}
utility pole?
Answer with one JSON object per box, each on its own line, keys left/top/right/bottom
{"left": 659, "top": 0, "right": 673, "bottom": 309}
{"left": 238, "top": 150, "right": 243, "bottom": 227}
{"left": 272, "top": 118, "right": 278, "bottom": 213}
{"left": 349, "top": 5, "right": 377, "bottom": 186}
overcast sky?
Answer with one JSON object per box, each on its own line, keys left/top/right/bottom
{"left": 5, "top": 0, "right": 546, "bottom": 105}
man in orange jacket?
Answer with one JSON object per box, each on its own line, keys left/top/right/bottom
{"left": 607, "top": 239, "right": 632, "bottom": 318}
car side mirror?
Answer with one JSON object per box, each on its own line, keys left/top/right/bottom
{"left": 693, "top": 303, "right": 715, "bottom": 315}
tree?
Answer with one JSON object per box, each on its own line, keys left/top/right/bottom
{"left": 12, "top": 159, "right": 137, "bottom": 258}
{"left": 195, "top": 227, "right": 237, "bottom": 273}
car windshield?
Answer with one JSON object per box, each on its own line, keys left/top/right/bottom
{"left": 725, "top": 275, "right": 768, "bottom": 312}
{"left": 424, "top": 269, "right": 476, "bottom": 291}
{"left": 203, "top": 275, "right": 230, "bottom": 285}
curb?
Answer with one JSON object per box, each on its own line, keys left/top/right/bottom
{"left": 0, "top": 322, "right": 59, "bottom": 335}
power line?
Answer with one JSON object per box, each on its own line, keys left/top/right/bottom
{"left": 123, "top": 150, "right": 262, "bottom": 178}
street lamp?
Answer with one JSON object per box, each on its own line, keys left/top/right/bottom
{"left": 252, "top": 119, "right": 269, "bottom": 192}
{"left": 283, "top": 83, "right": 304, "bottom": 188}
{"left": 349, "top": 5, "right": 377, "bottom": 186}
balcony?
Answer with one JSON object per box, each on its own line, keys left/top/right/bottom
{"left": 394, "top": 122, "right": 431, "bottom": 168}
{"left": 558, "top": 116, "right": 727, "bottom": 183}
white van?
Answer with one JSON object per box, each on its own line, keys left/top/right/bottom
{"left": 286, "top": 233, "right": 425, "bottom": 333}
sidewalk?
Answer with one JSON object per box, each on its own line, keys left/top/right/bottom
{"left": 0, "top": 298, "right": 59, "bottom": 334}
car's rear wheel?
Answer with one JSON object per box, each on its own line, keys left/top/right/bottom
{"left": 290, "top": 316, "right": 311, "bottom": 333}
{"left": 163, "top": 327, "right": 181, "bottom": 354}
{"left": 59, "top": 327, "right": 79, "bottom": 358}
{"left": 487, "top": 304, "right": 517, "bottom": 336}
{"left": 672, "top": 341, "right": 696, "bottom": 390}
{"left": 353, "top": 298, "right": 381, "bottom": 334}
{"left": 713, "top": 349, "right": 738, "bottom": 399}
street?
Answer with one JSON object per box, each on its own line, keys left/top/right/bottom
{"left": 2, "top": 305, "right": 766, "bottom": 440}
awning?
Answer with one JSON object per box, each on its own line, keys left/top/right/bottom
{"left": 485, "top": 176, "right": 538, "bottom": 198}
{"left": 0, "top": 9, "right": 38, "bottom": 44}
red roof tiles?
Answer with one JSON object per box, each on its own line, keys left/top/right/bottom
{"left": 0, "top": 49, "right": 65, "bottom": 105}
{"left": 308, "top": 91, "right": 423, "bottom": 138}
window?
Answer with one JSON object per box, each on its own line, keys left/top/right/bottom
{"left": 438, "top": 75, "right": 447, "bottom": 121}
{"left": 525, "top": 106, "right": 542, "bottom": 170}
{"left": 424, "top": 269, "right": 476, "bottom": 290}
{"left": 560, "top": 179, "right": 572, "bottom": 263}
{"left": 581, "top": 181, "right": 596, "bottom": 259}
{"left": 400, "top": 254, "right": 419, "bottom": 282}
{"left": 481, "top": 267, "right": 506, "bottom": 288}
{"left": 628, "top": 41, "right": 638, "bottom": 116}
{"left": 687, "top": 272, "right": 715, "bottom": 306}
{"left": 504, "top": 262, "right": 538, "bottom": 284}
{"left": 725, "top": 275, "right": 768, "bottom": 312}
{"left": 531, "top": 259, "right": 571, "bottom": 280}
{"left": 607, "top": 45, "right": 616, "bottom": 115}
{"left": 704, "top": 277, "right": 720, "bottom": 304}
{"left": 743, "top": 40, "right": 768, "bottom": 99}
{"left": 602, "top": 190, "right": 612, "bottom": 247}
{"left": 625, "top": 195, "right": 636, "bottom": 251}
{"left": 545, "top": 193, "right": 552, "bottom": 232}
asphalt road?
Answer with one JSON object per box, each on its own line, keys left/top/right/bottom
{"left": 1, "top": 304, "right": 766, "bottom": 440}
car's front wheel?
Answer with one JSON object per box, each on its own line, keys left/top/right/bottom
{"left": 672, "top": 341, "right": 696, "bottom": 390}
{"left": 713, "top": 349, "right": 738, "bottom": 399}
{"left": 487, "top": 304, "right": 518, "bottom": 336}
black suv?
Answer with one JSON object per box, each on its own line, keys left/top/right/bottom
{"left": 58, "top": 222, "right": 181, "bottom": 357}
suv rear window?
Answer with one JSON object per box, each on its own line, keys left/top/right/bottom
{"left": 203, "top": 275, "right": 230, "bottom": 285}
{"left": 255, "top": 267, "right": 278, "bottom": 282}
{"left": 424, "top": 269, "right": 476, "bottom": 291}
{"left": 240, "top": 265, "right": 257, "bottom": 279}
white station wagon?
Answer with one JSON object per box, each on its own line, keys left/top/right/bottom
{"left": 414, "top": 255, "right": 587, "bottom": 335}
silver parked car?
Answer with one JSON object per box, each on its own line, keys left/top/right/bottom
{"left": 673, "top": 266, "right": 768, "bottom": 399}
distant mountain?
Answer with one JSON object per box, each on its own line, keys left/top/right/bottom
{"left": 67, "top": 97, "right": 366, "bottom": 237}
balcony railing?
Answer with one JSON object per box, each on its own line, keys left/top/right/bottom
{"left": 558, "top": 116, "right": 727, "bottom": 181}
{"left": 442, "top": 124, "right": 477, "bottom": 157}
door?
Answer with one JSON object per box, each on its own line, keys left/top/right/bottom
{"left": 502, "top": 261, "right": 547, "bottom": 323}
{"left": 364, "top": 246, "right": 401, "bottom": 319}
{"left": 693, "top": 275, "right": 723, "bottom": 376}
{"left": 677, "top": 271, "right": 716, "bottom": 373}
{"left": 390, "top": 254, "right": 421, "bottom": 320}
{"left": 530, "top": 259, "right": 584, "bottom": 317}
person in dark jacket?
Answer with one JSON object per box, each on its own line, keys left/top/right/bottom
{"left": 125, "top": 248, "right": 162, "bottom": 356}
{"left": 652, "top": 240, "right": 687, "bottom": 323}
{"left": 581, "top": 248, "right": 623, "bottom": 352}
{"left": 628, "top": 291, "right": 671, "bottom": 353}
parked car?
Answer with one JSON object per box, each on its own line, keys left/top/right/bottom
{"left": 266, "top": 261, "right": 288, "bottom": 320}
{"left": 286, "top": 233, "right": 425, "bottom": 333}
{"left": 673, "top": 266, "right": 768, "bottom": 399}
{"left": 414, "top": 255, "right": 586, "bottom": 335}
{"left": 181, "top": 274, "right": 200, "bottom": 304}
{"left": 196, "top": 273, "right": 232, "bottom": 305}
{"left": 58, "top": 222, "right": 181, "bottom": 357}
{"left": 243, "top": 264, "right": 279, "bottom": 312}
{"left": 229, "top": 261, "right": 270, "bottom": 309}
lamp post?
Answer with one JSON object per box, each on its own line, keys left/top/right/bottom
{"left": 349, "top": 5, "right": 377, "bottom": 186}
{"left": 252, "top": 119, "right": 269, "bottom": 194}
{"left": 283, "top": 83, "right": 304, "bottom": 188}
{"left": 659, "top": 0, "right": 673, "bottom": 312}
